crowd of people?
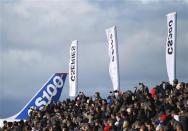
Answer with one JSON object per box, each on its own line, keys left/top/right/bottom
{"left": 1, "top": 79, "right": 188, "bottom": 131}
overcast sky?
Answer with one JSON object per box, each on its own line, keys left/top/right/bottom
{"left": 0, "top": 0, "right": 188, "bottom": 117}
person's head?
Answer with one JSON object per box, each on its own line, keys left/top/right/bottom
{"left": 79, "top": 92, "right": 84, "bottom": 96}
{"left": 123, "top": 120, "right": 129, "bottom": 129}
{"left": 126, "top": 107, "right": 132, "bottom": 115}
{"left": 94, "top": 120, "right": 101, "bottom": 126}
{"left": 95, "top": 92, "right": 100, "bottom": 98}
{"left": 7, "top": 122, "right": 13, "bottom": 128}
{"left": 114, "top": 90, "right": 119, "bottom": 97}
{"left": 115, "top": 113, "right": 121, "bottom": 121}
{"left": 173, "top": 79, "right": 179, "bottom": 86}
{"left": 140, "top": 125, "right": 148, "bottom": 131}
{"left": 176, "top": 83, "right": 182, "bottom": 90}
{"left": 95, "top": 106, "right": 101, "bottom": 113}
{"left": 145, "top": 121, "right": 154, "bottom": 131}
{"left": 176, "top": 123, "right": 183, "bottom": 131}
{"left": 185, "top": 83, "right": 188, "bottom": 90}
{"left": 81, "top": 123, "right": 89, "bottom": 131}
{"left": 107, "top": 119, "right": 113, "bottom": 127}
{"left": 134, "top": 102, "right": 139, "bottom": 108}
{"left": 159, "top": 125, "right": 166, "bottom": 131}
{"left": 13, "top": 121, "right": 18, "bottom": 127}
{"left": 135, "top": 121, "right": 142, "bottom": 129}
{"left": 3, "top": 120, "right": 7, "bottom": 127}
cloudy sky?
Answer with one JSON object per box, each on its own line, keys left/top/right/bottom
{"left": 0, "top": 0, "right": 188, "bottom": 117}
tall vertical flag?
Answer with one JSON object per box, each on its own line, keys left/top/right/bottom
{"left": 166, "top": 12, "right": 177, "bottom": 84}
{"left": 105, "top": 26, "right": 120, "bottom": 91}
{"left": 69, "top": 40, "right": 78, "bottom": 97}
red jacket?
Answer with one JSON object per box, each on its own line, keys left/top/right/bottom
{"left": 104, "top": 124, "right": 112, "bottom": 131}
{"left": 151, "top": 87, "right": 156, "bottom": 97}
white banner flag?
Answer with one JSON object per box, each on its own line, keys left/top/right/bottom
{"left": 166, "top": 12, "right": 176, "bottom": 84}
{"left": 69, "top": 40, "right": 78, "bottom": 97}
{"left": 105, "top": 26, "right": 120, "bottom": 91}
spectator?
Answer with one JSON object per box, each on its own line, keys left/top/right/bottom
{"left": 1, "top": 80, "right": 188, "bottom": 131}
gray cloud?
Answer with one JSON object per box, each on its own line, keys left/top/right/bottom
{"left": 0, "top": 0, "right": 188, "bottom": 117}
